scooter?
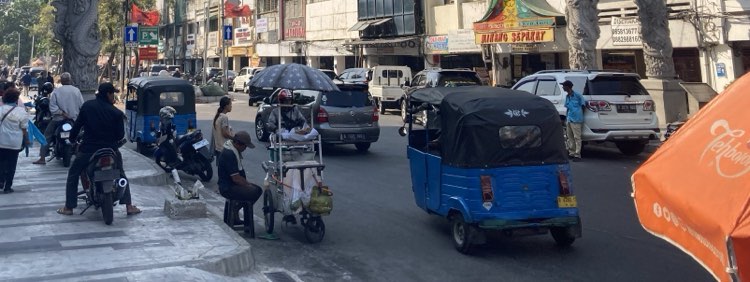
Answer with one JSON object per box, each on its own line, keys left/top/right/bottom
{"left": 153, "top": 107, "right": 214, "bottom": 183}
{"left": 78, "top": 138, "right": 129, "bottom": 225}
{"left": 46, "top": 119, "right": 75, "bottom": 167}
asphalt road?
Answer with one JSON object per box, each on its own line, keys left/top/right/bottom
{"left": 168, "top": 93, "right": 713, "bottom": 282}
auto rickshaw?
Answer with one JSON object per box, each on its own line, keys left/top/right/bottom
{"left": 401, "top": 86, "right": 582, "bottom": 254}
{"left": 125, "top": 76, "right": 197, "bottom": 153}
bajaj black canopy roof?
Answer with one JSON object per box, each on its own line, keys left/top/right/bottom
{"left": 127, "top": 76, "right": 195, "bottom": 114}
{"left": 411, "top": 86, "right": 568, "bottom": 168}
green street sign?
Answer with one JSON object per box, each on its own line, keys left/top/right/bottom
{"left": 139, "top": 27, "right": 159, "bottom": 45}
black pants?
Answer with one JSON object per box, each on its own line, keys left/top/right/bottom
{"left": 65, "top": 150, "right": 132, "bottom": 209}
{"left": 220, "top": 183, "right": 262, "bottom": 205}
{"left": 0, "top": 148, "right": 20, "bottom": 190}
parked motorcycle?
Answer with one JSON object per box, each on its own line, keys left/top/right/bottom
{"left": 153, "top": 107, "right": 213, "bottom": 182}
{"left": 78, "top": 138, "right": 129, "bottom": 225}
{"left": 664, "top": 120, "right": 686, "bottom": 141}
{"left": 45, "top": 119, "right": 75, "bottom": 167}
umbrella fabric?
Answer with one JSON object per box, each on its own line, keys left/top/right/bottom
{"left": 632, "top": 73, "right": 750, "bottom": 282}
{"left": 247, "top": 63, "right": 339, "bottom": 92}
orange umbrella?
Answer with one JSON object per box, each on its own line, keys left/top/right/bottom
{"left": 632, "top": 73, "right": 750, "bottom": 282}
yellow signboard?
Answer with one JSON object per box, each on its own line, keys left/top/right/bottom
{"left": 475, "top": 28, "right": 554, "bottom": 44}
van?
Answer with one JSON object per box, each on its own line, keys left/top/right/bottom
{"left": 368, "top": 65, "right": 412, "bottom": 114}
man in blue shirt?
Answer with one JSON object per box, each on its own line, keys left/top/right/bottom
{"left": 20, "top": 71, "right": 31, "bottom": 98}
{"left": 562, "top": 80, "right": 585, "bottom": 161}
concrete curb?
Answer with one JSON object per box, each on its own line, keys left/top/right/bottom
{"left": 191, "top": 215, "right": 256, "bottom": 277}
{"left": 196, "top": 94, "right": 231, "bottom": 104}
{"left": 121, "top": 147, "right": 171, "bottom": 186}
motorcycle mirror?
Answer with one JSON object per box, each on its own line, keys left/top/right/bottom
{"left": 61, "top": 123, "right": 73, "bottom": 131}
{"left": 398, "top": 126, "right": 407, "bottom": 137}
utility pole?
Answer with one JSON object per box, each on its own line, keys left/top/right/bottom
{"left": 221, "top": 0, "right": 228, "bottom": 91}
{"left": 203, "top": 0, "right": 209, "bottom": 85}
{"left": 122, "top": 0, "right": 129, "bottom": 93}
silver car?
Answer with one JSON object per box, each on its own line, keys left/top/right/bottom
{"left": 255, "top": 84, "right": 380, "bottom": 152}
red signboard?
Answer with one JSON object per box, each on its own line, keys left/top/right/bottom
{"left": 139, "top": 47, "right": 158, "bottom": 60}
{"left": 284, "top": 18, "right": 305, "bottom": 40}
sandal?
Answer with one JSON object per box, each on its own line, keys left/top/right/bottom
{"left": 257, "top": 233, "right": 280, "bottom": 240}
{"left": 126, "top": 206, "right": 142, "bottom": 216}
{"left": 32, "top": 159, "right": 46, "bottom": 165}
{"left": 56, "top": 207, "right": 73, "bottom": 215}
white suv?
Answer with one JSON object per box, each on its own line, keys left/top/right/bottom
{"left": 233, "top": 67, "right": 265, "bottom": 92}
{"left": 512, "top": 70, "right": 660, "bottom": 155}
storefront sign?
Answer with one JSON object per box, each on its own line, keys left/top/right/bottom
{"left": 424, "top": 35, "right": 449, "bottom": 54}
{"left": 284, "top": 18, "right": 305, "bottom": 40}
{"left": 235, "top": 27, "right": 252, "bottom": 45}
{"left": 511, "top": 43, "right": 539, "bottom": 53}
{"left": 716, "top": 63, "right": 726, "bottom": 77}
{"left": 475, "top": 28, "right": 554, "bottom": 44}
{"left": 208, "top": 32, "right": 218, "bottom": 48}
{"left": 611, "top": 17, "right": 642, "bottom": 46}
{"left": 474, "top": 17, "right": 555, "bottom": 32}
{"left": 448, "top": 29, "right": 480, "bottom": 53}
{"left": 256, "top": 18, "right": 268, "bottom": 33}
{"left": 139, "top": 47, "right": 158, "bottom": 60}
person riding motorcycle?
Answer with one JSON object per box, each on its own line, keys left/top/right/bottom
{"left": 266, "top": 89, "right": 318, "bottom": 141}
{"left": 56, "top": 82, "right": 141, "bottom": 216}
{"left": 33, "top": 73, "right": 84, "bottom": 165}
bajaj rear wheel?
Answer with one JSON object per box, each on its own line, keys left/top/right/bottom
{"left": 550, "top": 226, "right": 576, "bottom": 247}
{"left": 101, "top": 192, "right": 114, "bottom": 225}
{"left": 451, "top": 213, "right": 474, "bottom": 254}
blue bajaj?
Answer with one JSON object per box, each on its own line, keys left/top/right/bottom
{"left": 125, "top": 77, "right": 197, "bottom": 154}
{"left": 402, "top": 86, "right": 581, "bottom": 254}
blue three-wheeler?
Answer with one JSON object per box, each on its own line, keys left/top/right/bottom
{"left": 402, "top": 86, "right": 582, "bottom": 254}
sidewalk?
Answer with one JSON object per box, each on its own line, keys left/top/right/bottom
{"left": 0, "top": 147, "right": 261, "bottom": 281}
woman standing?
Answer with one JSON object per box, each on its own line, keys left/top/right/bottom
{"left": 0, "top": 89, "right": 30, "bottom": 193}
{"left": 212, "top": 96, "right": 234, "bottom": 157}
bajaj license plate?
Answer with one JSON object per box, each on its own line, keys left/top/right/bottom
{"left": 616, "top": 104, "right": 637, "bottom": 113}
{"left": 341, "top": 133, "right": 366, "bottom": 141}
{"left": 94, "top": 169, "right": 121, "bottom": 182}
{"left": 192, "top": 139, "right": 209, "bottom": 150}
{"left": 557, "top": 196, "right": 577, "bottom": 208}
{"left": 60, "top": 132, "right": 70, "bottom": 138}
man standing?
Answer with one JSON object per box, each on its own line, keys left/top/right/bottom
{"left": 33, "top": 72, "right": 84, "bottom": 165}
{"left": 216, "top": 131, "right": 262, "bottom": 224}
{"left": 56, "top": 82, "right": 140, "bottom": 216}
{"left": 20, "top": 71, "right": 31, "bottom": 97}
{"left": 562, "top": 80, "right": 586, "bottom": 162}
{"left": 172, "top": 68, "right": 182, "bottom": 78}
{"left": 46, "top": 72, "right": 54, "bottom": 84}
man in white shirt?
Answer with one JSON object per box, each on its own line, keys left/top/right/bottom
{"left": 33, "top": 72, "right": 84, "bottom": 165}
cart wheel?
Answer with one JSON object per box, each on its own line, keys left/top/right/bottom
{"left": 304, "top": 216, "right": 325, "bottom": 243}
{"left": 550, "top": 226, "right": 576, "bottom": 247}
{"left": 451, "top": 213, "right": 474, "bottom": 254}
{"left": 263, "top": 190, "right": 275, "bottom": 234}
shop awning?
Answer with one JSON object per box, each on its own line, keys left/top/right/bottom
{"left": 523, "top": 0, "right": 563, "bottom": 17}
{"left": 343, "top": 36, "right": 418, "bottom": 46}
{"left": 679, "top": 82, "right": 718, "bottom": 103}
{"left": 348, "top": 18, "right": 393, "bottom": 32}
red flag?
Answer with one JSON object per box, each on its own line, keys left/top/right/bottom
{"left": 225, "top": 1, "right": 252, "bottom": 18}
{"left": 131, "top": 4, "right": 161, "bottom": 26}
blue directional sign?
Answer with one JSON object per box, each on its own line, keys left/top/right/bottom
{"left": 223, "top": 25, "right": 233, "bottom": 41}
{"left": 124, "top": 26, "right": 138, "bottom": 47}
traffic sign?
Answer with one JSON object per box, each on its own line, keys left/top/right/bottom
{"left": 139, "top": 27, "right": 159, "bottom": 45}
{"left": 124, "top": 26, "right": 138, "bottom": 47}
{"left": 223, "top": 25, "right": 233, "bottom": 41}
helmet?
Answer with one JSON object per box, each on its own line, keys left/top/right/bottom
{"left": 41, "top": 82, "right": 54, "bottom": 95}
{"left": 277, "top": 89, "right": 292, "bottom": 103}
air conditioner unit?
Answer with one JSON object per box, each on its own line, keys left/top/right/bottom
{"left": 289, "top": 42, "right": 302, "bottom": 54}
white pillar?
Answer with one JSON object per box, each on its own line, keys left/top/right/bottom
{"left": 307, "top": 56, "right": 320, "bottom": 68}
{"left": 424, "top": 55, "right": 439, "bottom": 68}
{"left": 280, "top": 56, "right": 292, "bottom": 64}
{"left": 233, "top": 56, "right": 241, "bottom": 71}
{"left": 366, "top": 56, "right": 377, "bottom": 68}
{"left": 708, "top": 44, "right": 739, "bottom": 93}
{"left": 333, "top": 56, "right": 346, "bottom": 74}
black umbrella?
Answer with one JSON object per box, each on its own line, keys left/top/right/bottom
{"left": 248, "top": 63, "right": 340, "bottom": 92}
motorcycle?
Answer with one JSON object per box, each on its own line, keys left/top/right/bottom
{"left": 153, "top": 107, "right": 213, "bottom": 183}
{"left": 46, "top": 119, "right": 75, "bottom": 167}
{"left": 664, "top": 120, "right": 686, "bottom": 141}
{"left": 78, "top": 138, "right": 129, "bottom": 225}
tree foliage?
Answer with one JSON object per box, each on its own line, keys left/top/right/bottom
{"left": 0, "top": 0, "right": 44, "bottom": 66}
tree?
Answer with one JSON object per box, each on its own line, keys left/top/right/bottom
{"left": 0, "top": 0, "right": 44, "bottom": 66}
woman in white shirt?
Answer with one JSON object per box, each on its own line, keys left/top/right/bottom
{"left": 212, "top": 96, "right": 234, "bottom": 157}
{"left": 0, "top": 88, "right": 30, "bottom": 193}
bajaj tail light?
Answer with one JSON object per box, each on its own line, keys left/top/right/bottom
{"left": 643, "top": 100, "right": 655, "bottom": 111}
{"left": 480, "top": 175, "right": 494, "bottom": 202}
{"left": 585, "top": 100, "right": 611, "bottom": 112}
{"left": 558, "top": 170, "right": 572, "bottom": 196}
{"left": 317, "top": 108, "right": 329, "bottom": 123}
{"left": 372, "top": 106, "right": 379, "bottom": 122}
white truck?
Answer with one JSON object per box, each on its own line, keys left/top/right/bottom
{"left": 368, "top": 65, "right": 412, "bottom": 114}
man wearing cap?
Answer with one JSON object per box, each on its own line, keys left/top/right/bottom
{"left": 562, "top": 80, "right": 586, "bottom": 161}
{"left": 57, "top": 82, "right": 141, "bottom": 216}
{"left": 216, "top": 130, "right": 263, "bottom": 224}
{"left": 34, "top": 72, "right": 84, "bottom": 165}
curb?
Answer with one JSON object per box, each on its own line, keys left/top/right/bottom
{"left": 191, "top": 215, "right": 256, "bottom": 277}
{"left": 121, "top": 147, "right": 171, "bottom": 186}
{"left": 196, "top": 95, "right": 231, "bottom": 104}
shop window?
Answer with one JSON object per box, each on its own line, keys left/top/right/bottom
{"left": 535, "top": 80, "right": 560, "bottom": 96}
{"left": 259, "top": 0, "right": 279, "bottom": 13}
{"left": 515, "top": 80, "right": 537, "bottom": 94}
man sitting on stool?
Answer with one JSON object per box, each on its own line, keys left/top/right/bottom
{"left": 216, "top": 131, "right": 269, "bottom": 236}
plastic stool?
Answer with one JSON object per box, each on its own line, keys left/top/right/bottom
{"left": 223, "top": 199, "right": 255, "bottom": 238}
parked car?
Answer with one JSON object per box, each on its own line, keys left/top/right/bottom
{"left": 369, "top": 65, "right": 412, "bottom": 115}
{"left": 233, "top": 67, "right": 265, "bottom": 92}
{"left": 401, "top": 68, "right": 483, "bottom": 121}
{"left": 319, "top": 69, "right": 337, "bottom": 80}
{"left": 194, "top": 67, "right": 222, "bottom": 85}
{"left": 213, "top": 70, "right": 236, "bottom": 88}
{"left": 512, "top": 69, "right": 660, "bottom": 155}
{"left": 254, "top": 83, "right": 380, "bottom": 152}
{"left": 140, "top": 64, "right": 168, "bottom": 77}
{"left": 336, "top": 68, "right": 371, "bottom": 85}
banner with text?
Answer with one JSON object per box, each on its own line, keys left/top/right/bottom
{"left": 475, "top": 28, "right": 554, "bottom": 44}
{"left": 611, "top": 17, "right": 642, "bottom": 46}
